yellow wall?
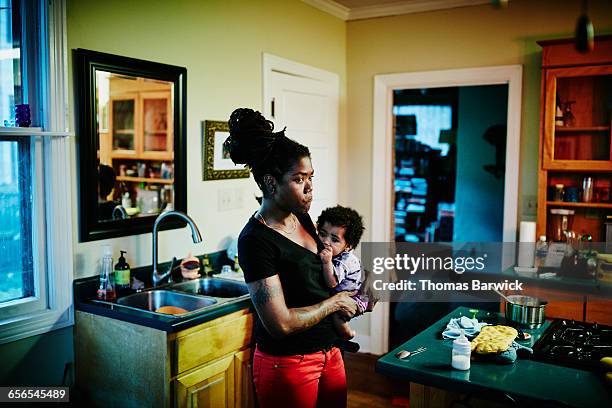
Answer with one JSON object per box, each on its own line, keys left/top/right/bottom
{"left": 345, "top": 0, "right": 612, "bottom": 336}
{"left": 67, "top": 0, "right": 346, "bottom": 277}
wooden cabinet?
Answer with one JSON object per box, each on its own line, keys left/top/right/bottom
{"left": 99, "top": 76, "right": 175, "bottom": 211}
{"left": 106, "top": 77, "right": 173, "bottom": 161}
{"left": 175, "top": 354, "right": 235, "bottom": 408}
{"left": 537, "top": 36, "right": 612, "bottom": 242}
{"left": 174, "top": 346, "right": 255, "bottom": 408}
{"left": 234, "top": 348, "right": 255, "bottom": 408}
{"left": 75, "top": 308, "right": 254, "bottom": 408}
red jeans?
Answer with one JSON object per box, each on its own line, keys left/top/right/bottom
{"left": 252, "top": 345, "right": 347, "bottom": 408}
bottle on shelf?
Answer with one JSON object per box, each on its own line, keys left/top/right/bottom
{"left": 535, "top": 235, "right": 548, "bottom": 269}
{"left": 96, "top": 245, "right": 116, "bottom": 301}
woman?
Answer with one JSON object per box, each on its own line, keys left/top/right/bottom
{"left": 225, "top": 108, "right": 358, "bottom": 408}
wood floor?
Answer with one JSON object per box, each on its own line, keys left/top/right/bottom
{"left": 344, "top": 352, "right": 410, "bottom": 408}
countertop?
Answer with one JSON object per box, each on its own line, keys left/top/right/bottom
{"left": 502, "top": 266, "right": 612, "bottom": 298}
{"left": 73, "top": 263, "right": 252, "bottom": 332}
{"left": 376, "top": 306, "right": 612, "bottom": 408}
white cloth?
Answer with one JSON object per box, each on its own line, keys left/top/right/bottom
{"left": 442, "top": 316, "right": 488, "bottom": 339}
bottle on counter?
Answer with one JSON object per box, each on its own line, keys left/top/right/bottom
{"left": 233, "top": 255, "right": 242, "bottom": 274}
{"left": 114, "top": 250, "right": 131, "bottom": 296}
{"left": 535, "top": 235, "right": 548, "bottom": 269}
{"left": 96, "top": 245, "right": 116, "bottom": 301}
{"left": 202, "top": 254, "right": 214, "bottom": 275}
{"left": 451, "top": 329, "right": 471, "bottom": 370}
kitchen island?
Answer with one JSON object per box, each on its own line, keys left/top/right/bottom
{"left": 376, "top": 306, "right": 611, "bottom": 408}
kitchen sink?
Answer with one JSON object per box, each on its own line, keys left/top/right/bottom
{"left": 89, "top": 278, "right": 250, "bottom": 319}
{"left": 170, "top": 277, "right": 249, "bottom": 298}
{"left": 98, "top": 289, "right": 218, "bottom": 318}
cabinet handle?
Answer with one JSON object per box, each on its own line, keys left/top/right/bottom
{"left": 271, "top": 98, "right": 275, "bottom": 118}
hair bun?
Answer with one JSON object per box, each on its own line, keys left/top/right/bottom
{"left": 225, "top": 108, "right": 278, "bottom": 166}
{"left": 228, "top": 108, "right": 274, "bottom": 135}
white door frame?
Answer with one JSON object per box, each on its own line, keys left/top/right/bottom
{"left": 370, "top": 65, "right": 523, "bottom": 354}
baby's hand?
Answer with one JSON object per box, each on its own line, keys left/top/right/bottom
{"left": 319, "top": 245, "right": 333, "bottom": 264}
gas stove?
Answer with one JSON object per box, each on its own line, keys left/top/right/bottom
{"left": 532, "top": 319, "right": 612, "bottom": 371}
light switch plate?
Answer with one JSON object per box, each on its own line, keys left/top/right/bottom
{"left": 522, "top": 195, "right": 537, "bottom": 217}
{"left": 218, "top": 188, "right": 244, "bottom": 211}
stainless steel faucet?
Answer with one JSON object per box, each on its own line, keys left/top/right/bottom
{"left": 152, "top": 210, "right": 202, "bottom": 287}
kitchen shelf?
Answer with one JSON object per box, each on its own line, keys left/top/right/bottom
{"left": 116, "top": 176, "right": 173, "bottom": 184}
{"left": 111, "top": 153, "right": 172, "bottom": 160}
{"left": 536, "top": 36, "right": 612, "bottom": 242}
{"left": 555, "top": 126, "right": 610, "bottom": 133}
{"left": 544, "top": 160, "right": 612, "bottom": 172}
{"left": 546, "top": 201, "right": 612, "bottom": 209}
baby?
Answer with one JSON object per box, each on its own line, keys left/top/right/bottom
{"left": 317, "top": 205, "right": 368, "bottom": 339}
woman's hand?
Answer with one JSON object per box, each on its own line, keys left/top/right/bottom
{"left": 332, "top": 291, "right": 358, "bottom": 319}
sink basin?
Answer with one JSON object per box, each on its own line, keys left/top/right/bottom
{"left": 113, "top": 290, "right": 217, "bottom": 317}
{"left": 170, "top": 277, "right": 249, "bottom": 298}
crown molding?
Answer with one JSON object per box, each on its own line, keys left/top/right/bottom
{"left": 302, "top": 0, "right": 350, "bottom": 20}
{"left": 302, "top": 0, "right": 492, "bottom": 21}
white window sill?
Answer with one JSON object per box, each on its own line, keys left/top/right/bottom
{"left": 0, "top": 127, "right": 73, "bottom": 137}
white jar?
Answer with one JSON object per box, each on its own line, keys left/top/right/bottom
{"left": 451, "top": 330, "right": 471, "bottom": 370}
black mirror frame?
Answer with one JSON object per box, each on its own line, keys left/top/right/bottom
{"left": 74, "top": 49, "right": 187, "bottom": 242}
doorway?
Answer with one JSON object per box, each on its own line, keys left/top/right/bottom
{"left": 390, "top": 84, "right": 509, "bottom": 348}
{"left": 393, "top": 85, "right": 508, "bottom": 244}
{"left": 369, "top": 65, "right": 522, "bottom": 354}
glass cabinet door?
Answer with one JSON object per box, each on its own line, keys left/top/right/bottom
{"left": 543, "top": 65, "right": 612, "bottom": 170}
{"left": 110, "top": 96, "right": 137, "bottom": 154}
{"left": 141, "top": 92, "right": 173, "bottom": 159}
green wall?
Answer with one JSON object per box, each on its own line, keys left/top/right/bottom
{"left": 454, "top": 85, "right": 508, "bottom": 242}
{"left": 0, "top": 327, "right": 73, "bottom": 386}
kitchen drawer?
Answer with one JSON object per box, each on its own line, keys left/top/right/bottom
{"left": 173, "top": 310, "right": 253, "bottom": 374}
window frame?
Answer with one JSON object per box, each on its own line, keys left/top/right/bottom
{"left": 0, "top": 0, "right": 74, "bottom": 345}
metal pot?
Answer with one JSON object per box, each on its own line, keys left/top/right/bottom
{"left": 504, "top": 295, "right": 547, "bottom": 329}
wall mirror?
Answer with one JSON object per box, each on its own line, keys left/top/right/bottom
{"left": 74, "top": 49, "right": 187, "bottom": 241}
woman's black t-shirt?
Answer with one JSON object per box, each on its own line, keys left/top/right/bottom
{"left": 238, "top": 212, "right": 337, "bottom": 355}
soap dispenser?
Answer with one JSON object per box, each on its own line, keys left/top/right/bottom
{"left": 451, "top": 329, "right": 471, "bottom": 370}
{"left": 114, "top": 250, "right": 131, "bottom": 295}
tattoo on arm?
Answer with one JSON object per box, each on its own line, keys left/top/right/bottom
{"left": 248, "top": 277, "right": 337, "bottom": 336}
{"left": 250, "top": 280, "right": 282, "bottom": 307}
{"left": 294, "top": 302, "right": 335, "bottom": 330}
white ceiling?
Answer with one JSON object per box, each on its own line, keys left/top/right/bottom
{"left": 302, "top": 0, "right": 496, "bottom": 21}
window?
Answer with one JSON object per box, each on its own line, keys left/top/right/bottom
{"left": 0, "top": 0, "right": 73, "bottom": 344}
{"left": 0, "top": 137, "right": 33, "bottom": 304}
{"left": 0, "top": 0, "right": 22, "bottom": 122}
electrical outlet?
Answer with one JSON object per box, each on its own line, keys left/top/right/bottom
{"left": 523, "top": 195, "right": 537, "bottom": 216}
{"left": 218, "top": 188, "right": 244, "bottom": 211}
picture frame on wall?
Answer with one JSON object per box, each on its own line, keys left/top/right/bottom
{"left": 202, "top": 120, "right": 250, "bottom": 180}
